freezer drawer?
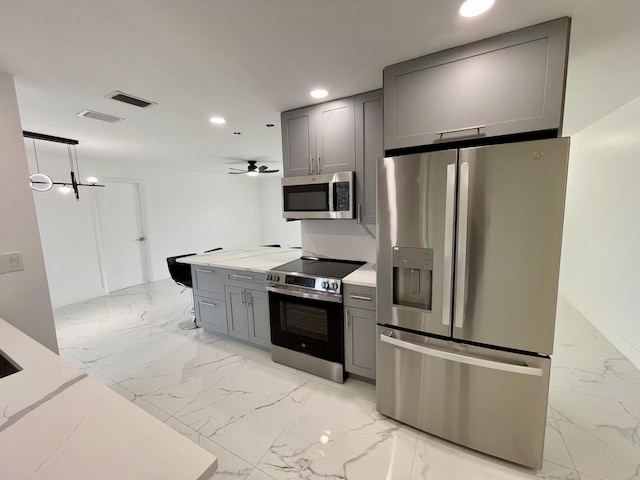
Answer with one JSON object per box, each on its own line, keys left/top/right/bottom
{"left": 376, "top": 326, "right": 550, "bottom": 469}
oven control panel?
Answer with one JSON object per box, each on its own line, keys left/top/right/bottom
{"left": 285, "top": 275, "right": 316, "bottom": 288}
{"left": 265, "top": 270, "right": 342, "bottom": 294}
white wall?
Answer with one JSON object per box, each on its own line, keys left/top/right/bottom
{"left": 29, "top": 154, "right": 268, "bottom": 307}
{"left": 559, "top": 0, "right": 640, "bottom": 368}
{"left": 0, "top": 72, "right": 58, "bottom": 353}
{"left": 560, "top": 96, "right": 640, "bottom": 367}
{"left": 301, "top": 220, "right": 376, "bottom": 263}
{"left": 259, "top": 176, "right": 301, "bottom": 248}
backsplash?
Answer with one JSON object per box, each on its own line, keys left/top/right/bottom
{"left": 300, "top": 220, "right": 376, "bottom": 263}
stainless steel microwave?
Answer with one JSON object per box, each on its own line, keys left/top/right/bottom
{"left": 282, "top": 171, "right": 354, "bottom": 220}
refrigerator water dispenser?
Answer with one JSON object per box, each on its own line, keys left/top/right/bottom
{"left": 392, "top": 247, "right": 433, "bottom": 311}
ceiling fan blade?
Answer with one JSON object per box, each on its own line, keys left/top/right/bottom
{"left": 228, "top": 171, "right": 247, "bottom": 175}
{"left": 262, "top": 169, "right": 280, "bottom": 173}
{"left": 229, "top": 167, "right": 247, "bottom": 171}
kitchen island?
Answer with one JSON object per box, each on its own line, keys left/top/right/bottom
{"left": 177, "top": 246, "right": 301, "bottom": 272}
{"left": 0, "top": 318, "right": 217, "bottom": 480}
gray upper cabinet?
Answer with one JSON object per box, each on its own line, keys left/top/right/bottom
{"left": 384, "top": 17, "right": 571, "bottom": 151}
{"left": 354, "top": 90, "right": 383, "bottom": 225}
{"left": 281, "top": 106, "right": 315, "bottom": 177}
{"left": 282, "top": 98, "right": 356, "bottom": 177}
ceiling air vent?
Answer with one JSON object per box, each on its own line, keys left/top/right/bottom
{"left": 106, "top": 91, "right": 157, "bottom": 108}
{"left": 77, "top": 110, "right": 125, "bottom": 123}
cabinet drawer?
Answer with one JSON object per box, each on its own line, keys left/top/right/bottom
{"left": 223, "top": 269, "right": 264, "bottom": 286}
{"left": 343, "top": 284, "right": 376, "bottom": 310}
{"left": 192, "top": 266, "right": 224, "bottom": 296}
{"left": 194, "top": 296, "right": 227, "bottom": 335}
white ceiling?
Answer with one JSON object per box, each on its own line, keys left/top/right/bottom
{"left": 0, "top": 0, "right": 633, "bottom": 174}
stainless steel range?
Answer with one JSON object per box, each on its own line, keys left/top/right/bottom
{"left": 265, "top": 257, "right": 364, "bottom": 383}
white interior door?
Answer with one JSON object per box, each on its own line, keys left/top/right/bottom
{"left": 94, "top": 181, "right": 148, "bottom": 292}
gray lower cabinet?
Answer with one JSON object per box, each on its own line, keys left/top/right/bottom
{"left": 282, "top": 98, "right": 356, "bottom": 177}
{"left": 355, "top": 90, "right": 383, "bottom": 225}
{"left": 225, "top": 286, "right": 250, "bottom": 341}
{"left": 224, "top": 282, "right": 271, "bottom": 349}
{"left": 344, "top": 284, "right": 377, "bottom": 380}
{"left": 247, "top": 289, "right": 270, "bottom": 348}
{"left": 384, "top": 17, "right": 570, "bottom": 151}
{"left": 194, "top": 295, "right": 227, "bottom": 336}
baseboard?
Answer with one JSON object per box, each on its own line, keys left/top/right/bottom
{"left": 559, "top": 287, "right": 640, "bottom": 370}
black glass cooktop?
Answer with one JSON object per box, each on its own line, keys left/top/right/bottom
{"left": 274, "top": 257, "right": 364, "bottom": 279}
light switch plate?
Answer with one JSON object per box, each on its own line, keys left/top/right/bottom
{"left": 0, "top": 252, "right": 24, "bottom": 275}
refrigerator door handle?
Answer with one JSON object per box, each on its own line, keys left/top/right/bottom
{"left": 380, "top": 333, "right": 543, "bottom": 376}
{"left": 454, "top": 161, "right": 470, "bottom": 329}
{"left": 442, "top": 163, "right": 456, "bottom": 326}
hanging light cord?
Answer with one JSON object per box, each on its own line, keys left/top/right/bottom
{"left": 73, "top": 145, "right": 81, "bottom": 181}
{"left": 32, "top": 138, "right": 41, "bottom": 173}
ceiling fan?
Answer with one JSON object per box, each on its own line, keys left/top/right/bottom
{"left": 229, "top": 160, "right": 280, "bottom": 176}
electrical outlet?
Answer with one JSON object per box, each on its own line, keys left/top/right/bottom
{"left": 0, "top": 252, "right": 24, "bottom": 275}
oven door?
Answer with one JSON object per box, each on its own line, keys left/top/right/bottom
{"left": 268, "top": 290, "right": 344, "bottom": 363}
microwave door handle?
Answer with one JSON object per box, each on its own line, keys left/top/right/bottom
{"left": 328, "top": 181, "right": 334, "bottom": 212}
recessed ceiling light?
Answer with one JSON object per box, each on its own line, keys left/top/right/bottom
{"left": 209, "top": 116, "right": 226, "bottom": 124}
{"left": 59, "top": 185, "right": 72, "bottom": 194}
{"left": 86, "top": 176, "right": 98, "bottom": 184}
{"left": 459, "top": 0, "right": 494, "bottom": 17}
{"left": 310, "top": 89, "right": 328, "bottom": 99}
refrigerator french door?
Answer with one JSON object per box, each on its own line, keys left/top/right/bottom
{"left": 376, "top": 137, "right": 570, "bottom": 469}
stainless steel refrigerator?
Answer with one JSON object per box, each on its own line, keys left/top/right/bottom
{"left": 376, "top": 137, "right": 570, "bottom": 469}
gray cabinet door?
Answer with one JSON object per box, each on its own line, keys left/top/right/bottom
{"left": 225, "top": 286, "right": 249, "bottom": 341}
{"left": 282, "top": 106, "right": 315, "bottom": 176}
{"left": 194, "top": 295, "right": 227, "bottom": 336}
{"left": 345, "top": 307, "right": 376, "bottom": 379}
{"left": 384, "top": 17, "right": 570, "bottom": 151}
{"left": 247, "top": 289, "right": 270, "bottom": 349}
{"left": 315, "top": 98, "right": 356, "bottom": 174}
{"left": 355, "top": 90, "right": 383, "bottom": 225}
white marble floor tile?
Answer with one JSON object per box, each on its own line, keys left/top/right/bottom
{"left": 410, "top": 433, "right": 579, "bottom": 480}
{"left": 544, "top": 415, "right": 575, "bottom": 470}
{"left": 549, "top": 387, "right": 640, "bottom": 480}
{"left": 117, "top": 341, "right": 247, "bottom": 415}
{"left": 174, "top": 359, "right": 317, "bottom": 466}
{"left": 165, "top": 417, "right": 255, "bottom": 480}
{"left": 108, "top": 383, "right": 172, "bottom": 422}
{"left": 258, "top": 384, "right": 418, "bottom": 480}
{"left": 246, "top": 469, "right": 277, "bottom": 480}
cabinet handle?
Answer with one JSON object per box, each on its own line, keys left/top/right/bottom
{"left": 246, "top": 291, "right": 252, "bottom": 306}
{"left": 349, "top": 293, "right": 372, "bottom": 301}
{"left": 357, "top": 203, "right": 362, "bottom": 224}
{"left": 317, "top": 156, "right": 321, "bottom": 173}
{"left": 346, "top": 309, "right": 350, "bottom": 330}
{"left": 309, "top": 156, "right": 314, "bottom": 174}
{"left": 196, "top": 268, "right": 215, "bottom": 274}
{"left": 231, "top": 274, "right": 253, "bottom": 281}
{"left": 199, "top": 301, "right": 217, "bottom": 308}
{"left": 436, "top": 125, "right": 485, "bottom": 139}
{"left": 241, "top": 290, "right": 246, "bottom": 304}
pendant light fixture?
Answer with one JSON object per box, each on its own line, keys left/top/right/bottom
{"left": 24, "top": 131, "right": 104, "bottom": 200}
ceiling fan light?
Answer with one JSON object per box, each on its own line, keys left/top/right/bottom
{"left": 247, "top": 171, "right": 259, "bottom": 177}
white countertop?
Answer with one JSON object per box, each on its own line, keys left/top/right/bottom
{"left": 0, "top": 318, "right": 217, "bottom": 480}
{"left": 343, "top": 263, "right": 377, "bottom": 288}
{"left": 178, "top": 246, "right": 301, "bottom": 273}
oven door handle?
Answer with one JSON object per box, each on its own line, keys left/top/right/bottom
{"left": 266, "top": 285, "right": 342, "bottom": 304}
